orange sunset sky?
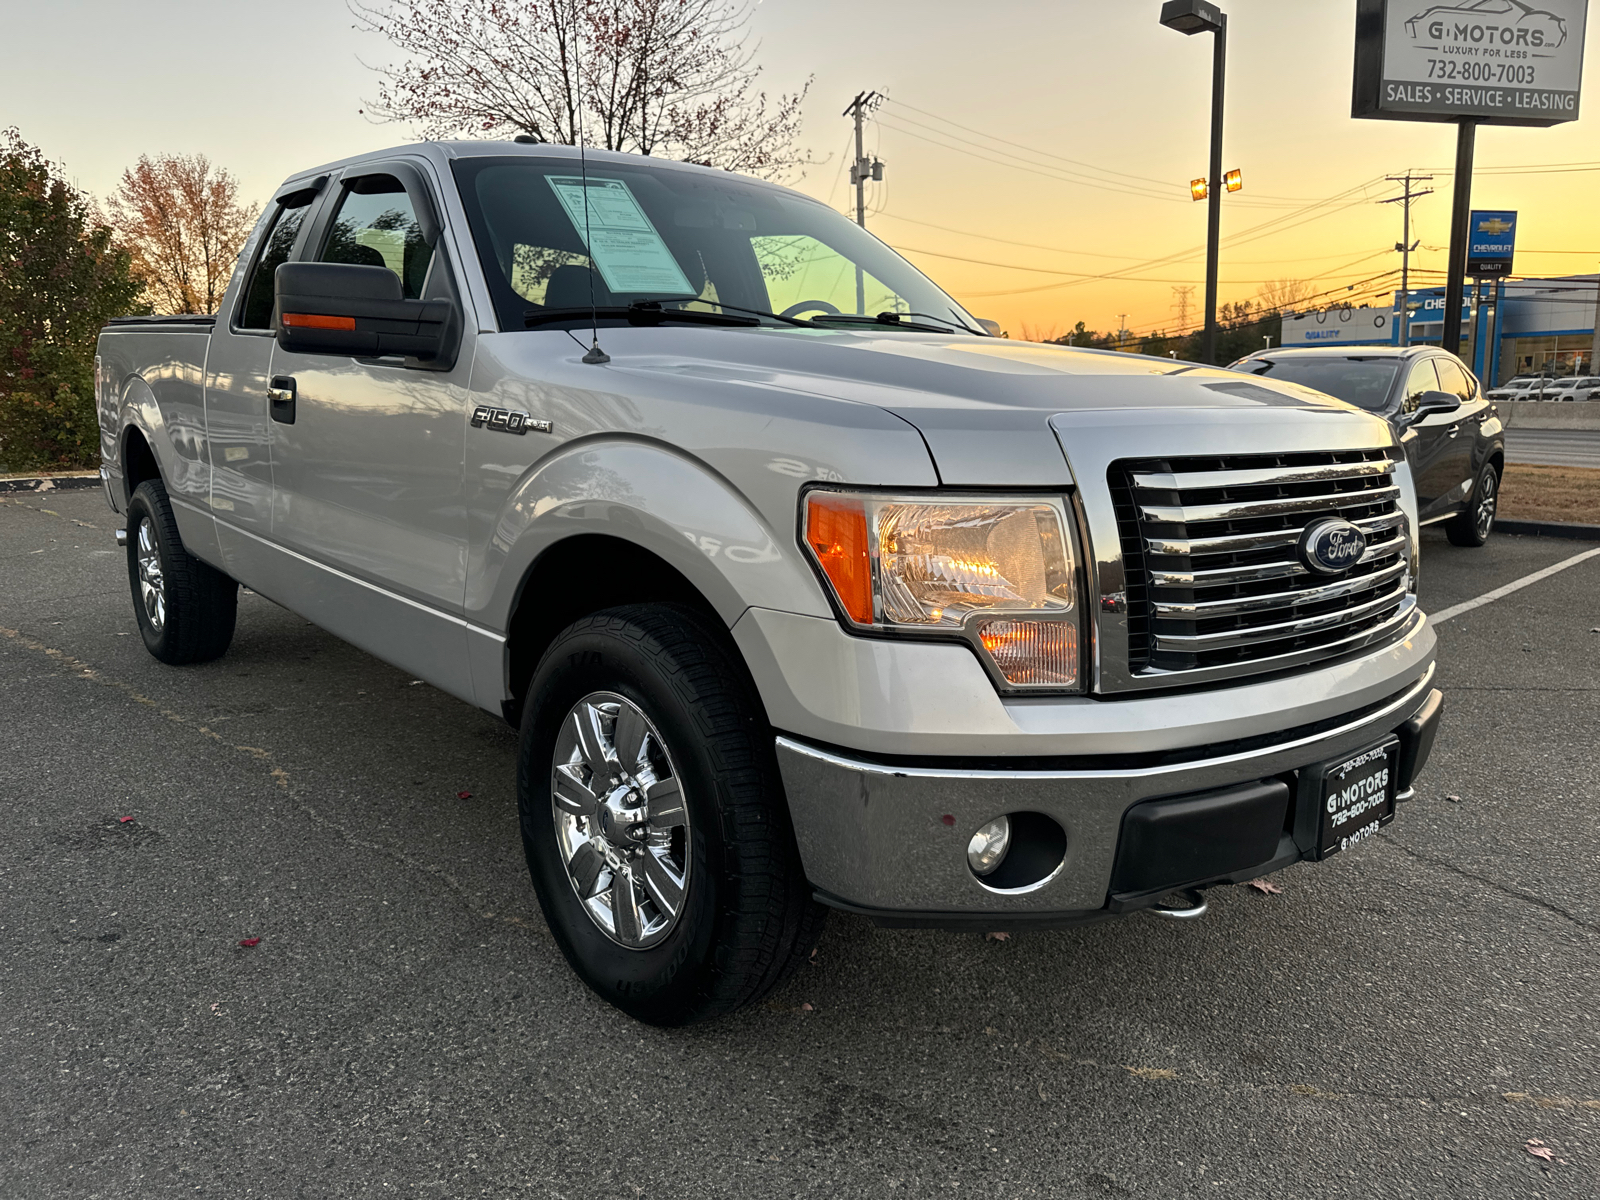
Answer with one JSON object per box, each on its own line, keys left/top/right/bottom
{"left": 3, "top": 0, "right": 1596, "bottom": 338}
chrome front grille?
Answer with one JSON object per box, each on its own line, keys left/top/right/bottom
{"left": 1109, "top": 448, "right": 1414, "bottom": 682}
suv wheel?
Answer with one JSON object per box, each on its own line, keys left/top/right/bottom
{"left": 518, "top": 604, "right": 825, "bottom": 1025}
{"left": 1445, "top": 463, "right": 1499, "bottom": 548}
{"left": 124, "top": 479, "right": 238, "bottom": 663}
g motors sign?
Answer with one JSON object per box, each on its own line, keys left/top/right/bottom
{"left": 1353, "top": 0, "right": 1588, "bottom": 126}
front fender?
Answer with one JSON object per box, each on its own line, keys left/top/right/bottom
{"left": 467, "top": 437, "right": 833, "bottom": 633}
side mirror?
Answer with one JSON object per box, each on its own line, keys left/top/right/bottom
{"left": 273, "top": 262, "right": 457, "bottom": 369}
{"left": 1406, "top": 389, "right": 1461, "bottom": 423}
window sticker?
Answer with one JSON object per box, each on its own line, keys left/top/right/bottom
{"left": 546, "top": 176, "right": 694, "bottom": 296}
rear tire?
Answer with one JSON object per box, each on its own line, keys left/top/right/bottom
{"left": 124, "top": 479, "right": 238, "bottom": 663}
{"left": 1445, "top": 462, "right": 1499, "bottom": 548}
{"left": 517, "top": 604, "right": 825, "bottom": 1025}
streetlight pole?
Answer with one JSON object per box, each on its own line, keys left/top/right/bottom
{"left": 1161, "top": 1, "right": 1228, "bottom": 365}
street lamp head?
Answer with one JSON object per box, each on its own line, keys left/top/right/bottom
{"left": 1160, "top": 0, "right": 1225, "bottom": 35}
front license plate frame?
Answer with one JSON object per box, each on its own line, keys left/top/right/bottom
{"left": 1315, "top": 737, "right": 1399, "bottom": 860}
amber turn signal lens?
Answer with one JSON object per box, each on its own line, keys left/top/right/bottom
{"left": 804, "top": 493, "right": 873, "bottom": 625}
{"left": 282, "top": 312, "right": 357, "bottom": 330}
{"left": 977, "top": 619, "right": 1078, "bottom": 687}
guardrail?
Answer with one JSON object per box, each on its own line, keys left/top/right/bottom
{"left": 1495, "top": 400, "right": 1600, "bottom": 431}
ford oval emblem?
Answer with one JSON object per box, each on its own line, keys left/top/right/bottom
{"left": 1298, "top": 518, "right": 1367, "bottom": 575}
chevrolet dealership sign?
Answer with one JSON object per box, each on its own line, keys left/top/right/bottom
{"left": 1353, "top": 0, "right": 1588, "bottom": 126}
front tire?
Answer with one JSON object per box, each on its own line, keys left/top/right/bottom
{"left": 517, "top": 604, "right": 825, "bottom": 1025}
{"left": 1445, "top": 462, "right": 1499, "bottom": 548}
{"left": 124, "top": 479, "right": 238, "bottom": 663}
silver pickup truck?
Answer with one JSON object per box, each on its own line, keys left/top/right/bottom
{"left": 96, "top": 141, "right": 1442, "bottom": 1025}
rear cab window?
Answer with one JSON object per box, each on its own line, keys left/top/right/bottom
{"left": 237, "top": 190, "right": 317, "bottom": 330}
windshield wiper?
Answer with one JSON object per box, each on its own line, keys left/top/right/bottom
{"left": 660, "top": 300, "right": 813, "bottom": 327}
{"left": 524, "top": 301, "right": 758, "bottom": 329}
{"left": 806, "top": 310, "right": 977, "bottom": 334}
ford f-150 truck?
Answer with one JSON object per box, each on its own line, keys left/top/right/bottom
{"left": 96, "top": 141, "right": 1443, "bottom": 1025}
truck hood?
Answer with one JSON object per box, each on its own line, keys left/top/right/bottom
{"left": 612, "top": 328, "right": 1396, "bottom": 485}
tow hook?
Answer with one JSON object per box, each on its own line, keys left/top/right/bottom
{"left": 1151, "top": 888, "right": 1208, "bottom": 919}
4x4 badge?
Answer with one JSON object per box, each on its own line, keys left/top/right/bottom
{"left": 471, "top": 406, "right": 552, "bottom": 435}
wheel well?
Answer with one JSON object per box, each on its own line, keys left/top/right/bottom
{"left": 122, "top": 427, "right": 161, "bottom": 500}
{"left": 502, "top": 535, "right": 725, "bottom": 727}
{"left": 1487, "top": 448, "right": 1504, "bottom": 477}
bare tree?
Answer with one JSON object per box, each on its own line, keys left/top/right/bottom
{"left": 105, "top": 155, "right": 258, "bottom": 315}
{"left": 1256, "top": 278, "right": 1315, "bottom": 315}
{"left": 351, "top": 0, "right": 812, "bottom": 179}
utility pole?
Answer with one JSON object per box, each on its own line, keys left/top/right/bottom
{"left": 843, "top": 92, "right": 884, "bottom": 229}
{"left": 1380, "top": 171, "right": 1432, "bottom": 347}
{"left": 1118, "top": 313, "right": 1129, "bottom": 352}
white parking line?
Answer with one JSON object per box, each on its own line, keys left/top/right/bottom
{"left": 1431, "top": 547, "right": 1600, "bottom": 626}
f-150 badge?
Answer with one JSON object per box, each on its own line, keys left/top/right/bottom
{"left": 471, "top": 406, "right": 552, "bottom": 435}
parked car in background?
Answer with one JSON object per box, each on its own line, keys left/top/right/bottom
{"left": 1542, "top": 376, "right": 1599, "bottom": 401}
{"left": 1574, "top": 377, "right": 1600, "bottom": 401}
{"left": 1485, "top": 375, "right": 1541, "bottom": 401}
{"left": 1229, "top": 346, "right": 1504, "bottom": 547}
{"left": 95, "top": 141, "right": 1444, "bottom": 1024}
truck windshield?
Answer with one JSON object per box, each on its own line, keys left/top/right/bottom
{"left": 452, "top": 155, "right": 982, "bottom": 334}
{"left": 1234, "top": 357, "right": 1401, "bottom": 411}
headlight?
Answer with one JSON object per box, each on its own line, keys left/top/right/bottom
{"left": 802, "top": 490, "right": 1083, "bottom": 690}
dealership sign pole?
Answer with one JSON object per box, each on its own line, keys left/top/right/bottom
{"left": 1352, "top": 0, "right": 1587, "bottom": 354}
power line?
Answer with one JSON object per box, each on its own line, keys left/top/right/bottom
{"left": 873, "top": 211, "right": 1416, "bottom": 266}
{"left": 956, "top": 188, "right": 1387, "bottom": 299}
{"left": 880, "top": 98, "right": 1330, "bottom": 207}
{"left": 894, "top": 243, "right": 1393, "bottom": 286}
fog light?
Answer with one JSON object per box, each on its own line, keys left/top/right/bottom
{"left": 967, "top": 816, "right": 1011, "bottom": 876}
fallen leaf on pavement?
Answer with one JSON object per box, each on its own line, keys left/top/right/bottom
{"left": 238, "top": 938, "right": 261, "bottom": 948}
{"left": 457, "top": 791, "right": 473, "bottom": 800}
{"left": 800, "top": 1002, "right": 814, "bottom": 1012}
{"left": 1246, "top": 879, "right": 1283, "bottom": 895}
{"left": 1124, "top": 1066, "right": 1178, "bottom": 1081}
{"left": 118, "top": 816, "right": 134, "bottom": 824}
{"left": 986, "top": 931, "right": 1011, "bottom": 942}
{"left": 808, "top": 947, "right": 818, "bottom": 965}
{"left": 1524, "top": 1139, "right": 1565, "bottom": 1163}
{"left": 1445, "top": 793, "right": 1462, "bottom": 803}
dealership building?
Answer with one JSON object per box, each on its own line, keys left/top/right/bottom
{"left": 1280, "top": 273, "right": 1600, "bottom": 385}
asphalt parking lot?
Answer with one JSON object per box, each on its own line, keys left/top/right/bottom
{"left": 3, "top": 490, "right": 1597, "bottom": 1199}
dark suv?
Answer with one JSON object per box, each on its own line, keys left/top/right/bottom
{"left": 1229, "top": 346, "right": 1506, "bottom": 547}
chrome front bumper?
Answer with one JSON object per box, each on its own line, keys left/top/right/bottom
{"left": 777, "top": 663, "right": 1440, "bottom": 921}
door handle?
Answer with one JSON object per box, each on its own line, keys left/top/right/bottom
{"left": 1446, "top": 423, "right": 1461, "bottom": 438}
{"left": 268, "top": 375, "right": 296, "bottom": 425}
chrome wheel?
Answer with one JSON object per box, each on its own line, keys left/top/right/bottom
{"left": 135, "top": 517, "right": 167, "bottom": 633}
{"left": 1475, "top": 469, "right": 1498, "bottom": 538}
{"left": 550, "top": 692, "right": 690, "bottom": 950}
